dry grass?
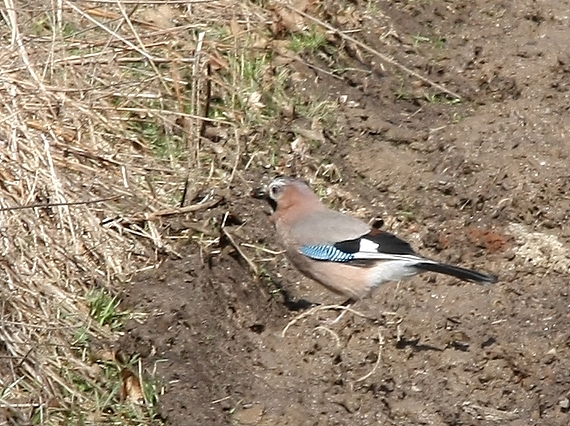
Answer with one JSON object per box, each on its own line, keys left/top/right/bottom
{"left": 0, "top": 0, "right": 271, "bottom": 423}
{"left": 0, "top": 0, "right": 452, "bottom": 423}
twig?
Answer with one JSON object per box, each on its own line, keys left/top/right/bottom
{"left": 283, "top": 4, "right": 461, "bottom": 100}
{"left": 189, "top": 30, "right": 206, "bottom": 168}
{"left": 65, "top": 1, "right": 157, "bottom": 63}
{"left": 282, "top": 304, "right": 372, "bottom": 337}
{"left": 314, "top": 325, "right": 341, "bottom": 348}
{"left": 355, "top": 328, "right": 384, "bottom": 382}
{"left": 115, "top": 0, "right": 172, "bottom": 95}
{"left": 4, "top": 0, "right": 43, "bottom": 89}
{"left": 92, "top": 106, "right": 232, "bottom": 125}
{"left": 228, "top": 126, "right": 240, "bottom": 183}
{"left": 180, "top": 175, "right": 192, "bottom": 207}
{"left": 81, "top": 0, "right": 213, "bottom": 3}
{"left": 239, "top": 243, "right": 284, "bottom": 255}
{"left": 0, "top": 196, "right": 122, "bottom": 213}
{"left": 126, "top": 196, "right": 224, "bottom": 222}
{"left": 221, "top": 212, "right": 258, "bottom": 276}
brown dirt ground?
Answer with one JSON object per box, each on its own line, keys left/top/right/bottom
{"left": 119, "top": 1, "right": 570, "bottom": 425}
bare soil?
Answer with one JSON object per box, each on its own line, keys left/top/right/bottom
{"left": 119, "top": 1, "right": 570, "bottom": 424}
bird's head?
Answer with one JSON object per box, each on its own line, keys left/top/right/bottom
{"left": 252, "top": 176, "right": 319, "bottom": 213}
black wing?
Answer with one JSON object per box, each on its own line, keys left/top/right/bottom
{"left": 334, "top": 228, "right": 417, "bottom": 256}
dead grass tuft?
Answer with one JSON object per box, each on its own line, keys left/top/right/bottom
{"left": 0, "top": 0, "right": 458, "bottom": 422}
{"left": 0, "top": 0, "right": 267, "bottom": 423}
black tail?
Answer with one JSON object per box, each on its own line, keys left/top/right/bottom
{"left": 415, "top": 262, "right": 498, "bottom": 285}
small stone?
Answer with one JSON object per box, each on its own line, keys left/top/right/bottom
{"left": 559, "top": 398, "right": 569, "bottom": 409}
{"left": 233, "top": 404, "right": 264, "bottom": 425}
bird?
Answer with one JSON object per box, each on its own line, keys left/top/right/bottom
{"left": 255, "top": 176, "right": 498, "bottom": 301}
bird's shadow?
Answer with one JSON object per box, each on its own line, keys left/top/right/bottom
{"left": 264, "top": 274, "right": 318, "bottom": 311}
{"left": 277, "top": 282, "right": 356, "bottom": 312}
{"left": 396, "top": 337, "right": 443, "bottom": 352}
{"left": 283, "top": 296, "right": 316, "bottom": 311}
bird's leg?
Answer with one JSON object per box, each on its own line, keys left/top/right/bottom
{"left": 325, "top": 297, "right": 355, "bottom": 325}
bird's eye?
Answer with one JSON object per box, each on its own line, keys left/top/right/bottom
{"left": 269, "top": 184, "right": 282, "bottom": 199}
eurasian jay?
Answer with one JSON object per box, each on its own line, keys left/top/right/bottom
{"left": 256, "top": 177, "right": 497, "bottom": 300}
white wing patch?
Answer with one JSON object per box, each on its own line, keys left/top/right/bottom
{"left": 358, "top": 238, "right": 380, "bottom": 253}
{"left": 352, "top": 238, "right": 433, "bottom": 263}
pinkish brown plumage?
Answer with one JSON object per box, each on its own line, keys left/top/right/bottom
{"left": 262, "top": 177, "right": 497, "bottom": 300}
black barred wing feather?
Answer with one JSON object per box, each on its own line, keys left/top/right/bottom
{"left": 299, "top": 244, "right": 355, "bottom": 262}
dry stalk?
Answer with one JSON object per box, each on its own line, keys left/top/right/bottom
{"left": 0, "top": 0, "right": 261, "bottom": 422}
{"left": 282, "top": 304, "right": 373, "bottom": 338}
{"left": 221, "top": 211, "right": 259, "bottom": 276}
{"left": 283, "top": 3, "right": 462, "bottom": 100}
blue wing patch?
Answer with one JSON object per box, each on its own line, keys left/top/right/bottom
{"left": 299, "top": 244, "right": 355, "bottom": 262}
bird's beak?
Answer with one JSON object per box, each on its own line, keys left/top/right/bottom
{"left": 251, "top": 185, "right": 278, "bottom": 212}
{"left": 251, "top": 186, "right": 268, "bottom": 199}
